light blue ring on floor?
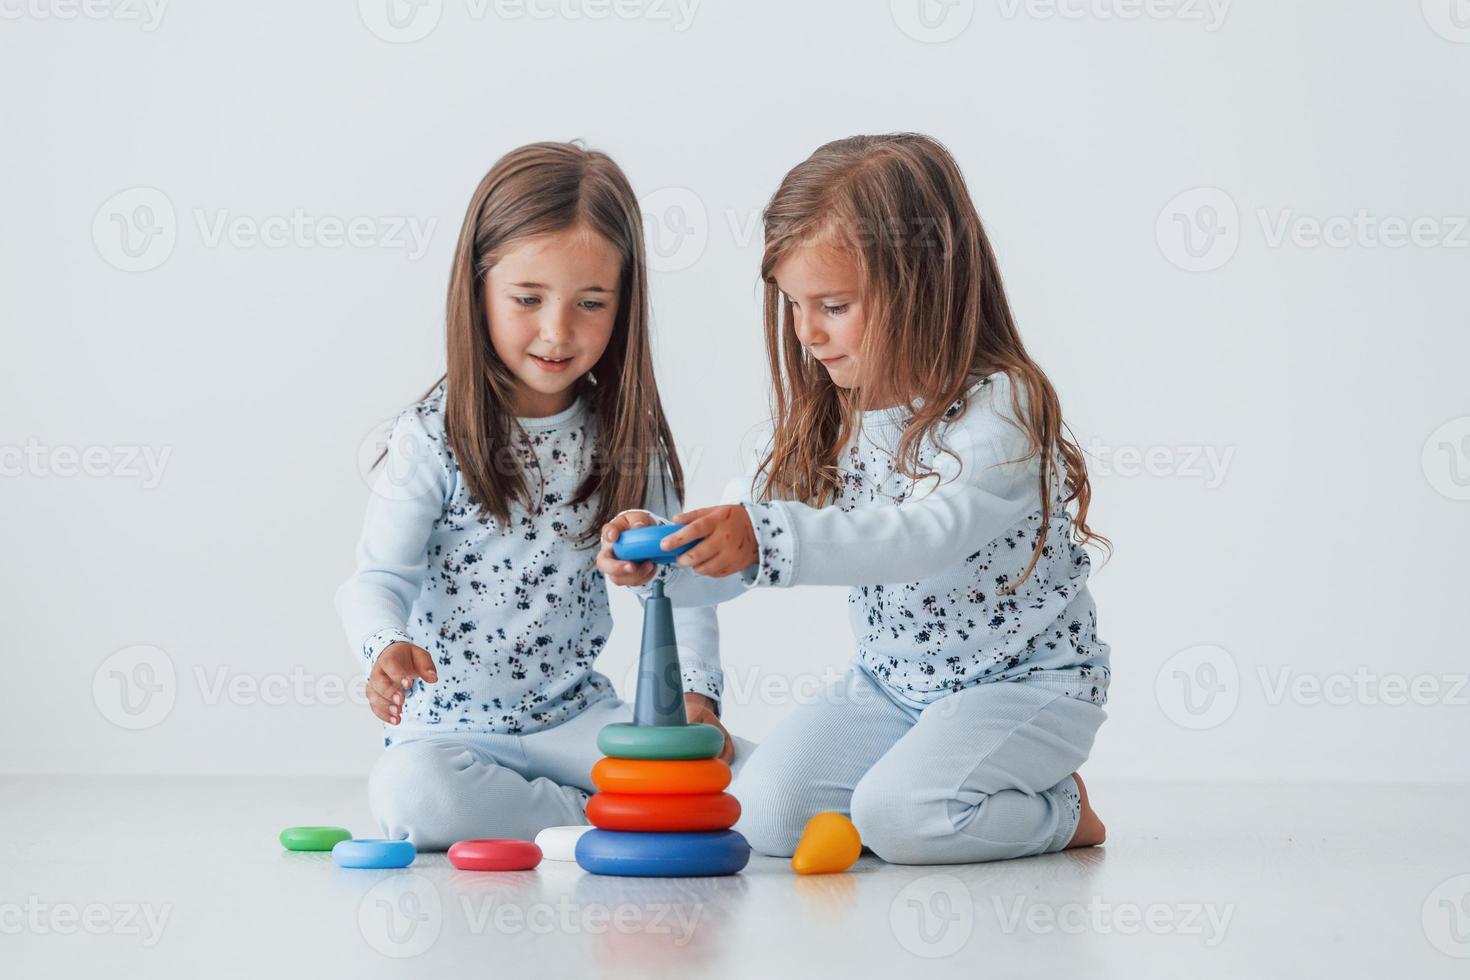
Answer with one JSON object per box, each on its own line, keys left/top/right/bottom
{"left": 333, "top": 838, "right": 416, "bottom": 869}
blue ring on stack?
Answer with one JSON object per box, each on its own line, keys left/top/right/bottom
{"left": 575, "top": 829, "right": 750, "bottom": 877}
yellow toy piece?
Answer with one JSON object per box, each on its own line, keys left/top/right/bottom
{"left": 791, "top": 812, "right": 862, "bottom": 875}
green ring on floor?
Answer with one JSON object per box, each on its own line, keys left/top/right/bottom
{"left": 280, "top": 826, "right": 353, "bottom": 851}
{"left": 597, "top": 723, "right": 724, "bottom": 760}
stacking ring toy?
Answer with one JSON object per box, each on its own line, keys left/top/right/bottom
{"left": 591, "top": 757, "right": 731, "bottom": 795}
{"left": 597, "top": 722, "right": 724, "bottom": 761}
{"left": 587, "top": 792, "right": 741, "bottom": 833}
{"left": 612, "top": 525, "right": 698, "bottom": 564}
{"left": 332, "top": 838, "right": 416, "bottom": 869}
{"left": 279, "top": 826, "right": 352, "bottom": 851}
{"left": 576, "top": 829, "right": 750, "bottom": 877}
{"left": 534, "top": 825, "right": 594, "bottom": 862}
{"left": 447, "top": 839, "right": 542, "bottom": 871}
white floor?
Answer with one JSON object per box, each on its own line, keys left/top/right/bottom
{"left": 3, "top": 778, "right": 1467, "bottom": 978}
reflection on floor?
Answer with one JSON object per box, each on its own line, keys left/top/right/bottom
{"left": 3, "top": 778, "right": 1467, "bottom": 978}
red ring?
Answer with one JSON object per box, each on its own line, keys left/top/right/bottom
{"left": 587, "top": 792, "right": 741, "bottom": 832}
{"left": 447, "top": 839, "right": 542, "bottom": 871}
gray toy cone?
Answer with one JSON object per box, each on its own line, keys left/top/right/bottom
{"left": 633, "top": 579, "right": 688, "bottom": 727}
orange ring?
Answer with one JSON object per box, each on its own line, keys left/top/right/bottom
{"left": 587, "top": 792, "right": 741, "bottom": 832}
{"left": 590, "top": 757, "right": 731, "bottom": 795}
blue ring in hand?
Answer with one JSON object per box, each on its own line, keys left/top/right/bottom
{"left": 613, "top": 524, "right": 698, "bottom": 565}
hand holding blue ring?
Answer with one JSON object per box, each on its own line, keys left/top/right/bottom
{"left": 612, "top": 524, "right": 700, "bottom": 565}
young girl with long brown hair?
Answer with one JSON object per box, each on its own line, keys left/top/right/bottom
{"left": 600, "top": 133, "right": 1110, "bottom": 865}
{"left": 337, "top": 142, "right": 738, "bottom": 849}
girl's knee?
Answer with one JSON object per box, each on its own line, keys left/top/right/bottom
{"left": 731, "top": 757, "right": 820, "bottom": 858}
{"left": 371, "top": 739, "right": 469, "bottom": 796}
{"left": 852, "top": 778, "right": 1059, "bottom": 865}
{"left": 369, "top": 739, "right": 477, "bottom": 847}
{"left": 849, "top": 779, "right": 927, "bottom": 864}
{"left": 852, "top": 788, "right": 1009, "bottom": 864}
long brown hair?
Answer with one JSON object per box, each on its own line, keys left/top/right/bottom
{"left": 756, "top": 133, "right": 1106, "bottom": 585}
{"left": 421, "top": 141, "right": 682, "bottom": 543}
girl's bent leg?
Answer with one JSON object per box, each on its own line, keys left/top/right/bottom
{"left": 731, "top": 665, "right": 913, "bottom": 858}
{"left": 850, "top": 682, "right": 1105, "bottom": 865}
{"left": 369, "top": 735, "right": 591, "bottom": 850}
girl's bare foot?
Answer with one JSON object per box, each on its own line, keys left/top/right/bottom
{"left": 1065, "top": 772, "right": 1106, "bottom": 849}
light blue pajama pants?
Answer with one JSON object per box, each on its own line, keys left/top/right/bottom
{"left": 731, "top": 664, "right": 1106, "bottom": 865}
{"left": 370, "top": 697, "right": 755, "bottom": 851}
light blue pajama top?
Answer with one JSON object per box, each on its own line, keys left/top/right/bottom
{"left": 335, "top": 383, "right": 722, "bottom": 738}
{"left": 638, "top": 372, "right": 1111, "bottom": 710}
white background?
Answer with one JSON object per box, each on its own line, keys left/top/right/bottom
{"left": 2, "top": 0, "right": 1466, "bottom": 784}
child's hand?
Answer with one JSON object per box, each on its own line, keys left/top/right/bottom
{"left": 664, "top": 505, "right": 757, "bottom": 578}
{"left": 684, "top": 693, "right": 735, "bottom": 764}
{"left": 368, "top": 642, "right": 437, "bottom": 725}
{"left": 596, "top": 511, "right": 659, "bottom": 587}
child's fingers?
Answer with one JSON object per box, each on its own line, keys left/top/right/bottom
{"left": 367, "top": 688, "right": 400, "bottom": 724}
{"left": 368, "top": 670, "right": 406, "bottom": 707}
{"left": 376, "top": 649, "right": 422, "bottom": 697}
{"left": 599, "top": 517, "right": 630, "bottom": 547}
{"left": 410, "top": 646, "right": 438, "bottom": 684}
{"left": 596, "top": 548, "right": 653, "bottom": 585}
{"left": 621, "top": 561, "right": 656, "bottom": 585}
{"left": 688, "top": 553, "right": 741, "bottom": 578}
{"left": 600, "top": 562, "right": 632, "bottom": 583}
{"left": 600, "top": 511, "right": 656, "bottom": 546}
{"left": 669, "top": 506, "right": 715, "bottom": 530}
{"left": 373, "top": 693, "right": 402, "bottom": 725}
{"left": 663, "top": 513, "right": 715, "bottom": 551}
{"left": 673, "top": 525, "right": 725, "bottom": 568}
{"left": 684, "top": 702, "right": 733, "bottom": 761}
{"left": 612, "top": 563, "right": 657, "bottom": 586}
{"left": 375, "top": 650, "right": 411, "bottom": 689}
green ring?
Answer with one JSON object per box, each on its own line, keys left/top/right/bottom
{"left": 280, "top": 826, "right": 353, "bottom": 851}
{"left": 597, "top": 723, "right": 724, "bottom": 761}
